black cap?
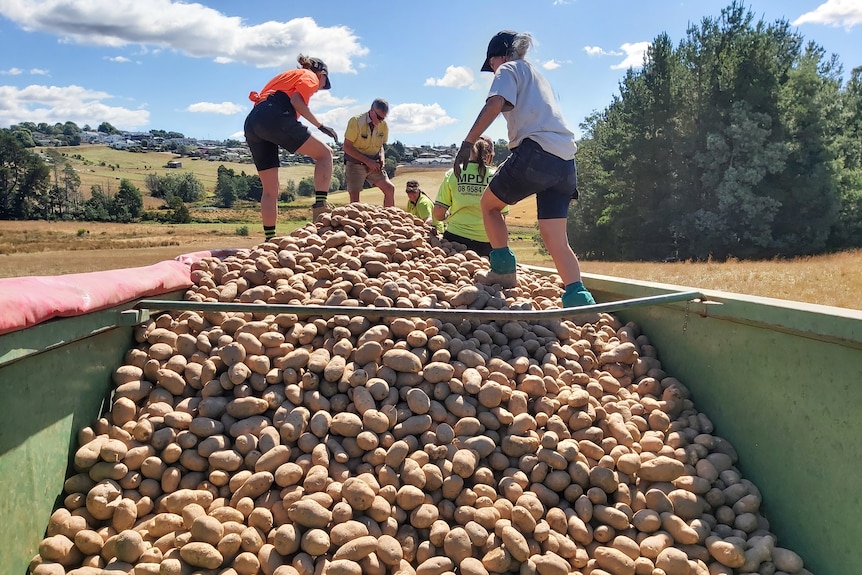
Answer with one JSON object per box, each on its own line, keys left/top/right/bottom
{"left": 308, "top": 57, "right": 331, "bottom": 90}
{"left": 481, "top": 30, "right": 516, "bottom": 72}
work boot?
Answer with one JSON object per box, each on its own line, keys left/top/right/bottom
{"left": 488, "top": 247, "right": 517, "bottom": 274}
{"left": 475, "top": 269, "right": 518, "bottom": 289}
{"left": 562, "top": 281, "right": 596, "bottom": 307}
{"left": 311, "top": 201, "right": 330, "bottom": 221}
{"left": 478, "top": 246, "right": 518, "bottom": 287}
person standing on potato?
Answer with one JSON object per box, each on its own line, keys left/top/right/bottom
{"left": 454, "top": 30, "right": 595, "bottom": 307}
{"left": 244, "top": 54, "right": 339, "bottom": 240}
{"left": 433, "top": 135, "right": 506, "bottom": 257}
{"left": 342, "top": 99, "right": 396, "bottom": 207}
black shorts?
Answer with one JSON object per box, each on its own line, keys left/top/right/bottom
{"left": 488, "top": 138, "right": 578, "bottom": 220}
{"left": 442, "top": 231, "right": 492, "bottom": 257}
{"left": 244, "top": 91, "right": 311, "bottom": 171}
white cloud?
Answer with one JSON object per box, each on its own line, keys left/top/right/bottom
{"left": 294, "top": 101, "right": 457, "bottom": 140}
{"left": 584, "top": 43, "right": 648, "bottom": 69}
{"left": 541, "top": 59, "right": 563, "bottom": 70}
{"left": 0, "top": 84, "right": 149, "bottom": 129}
{"left": 584, "top": 46, "right": 623, "bottom": 57}
{"left": 792, "top": 0, "right": 862, "bottom": 29}
{"left": 106, "top": 56, "right": 131, "bottom": 63}
{"left": 387, "top": 102, "right": 458, "bottom": 134}
{"left": 308, "top": 91, "right": 356, "bottom": 108}
{"left": 611, "top": 42, "right": 650, "bottom": 70}
{"left": 425, "top": 66, "right": 475, "bottom": 89}
{"left": 1, "top": 67, "right": 50, "bottom": 76}
{"left": 186, "top": 101, "right": 244, "bottom": 115}
{"left": 0, "top": 0, "right": 369, "bottom": 72}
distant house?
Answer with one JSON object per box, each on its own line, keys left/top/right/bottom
{"left": 166, "top": 160, "right": 183, "bottom": 168}
{"left": 412, "top": 152, "right": 453, "bottom": 165}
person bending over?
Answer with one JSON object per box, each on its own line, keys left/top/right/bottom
{"left": 433, "top": 136, "right": 506, "bottom": 257}
{"left": 244, "top": 54, "right": 339, "bottom": 238}
{"left": 342, "top": 99, "right": 396, "bottom": 207}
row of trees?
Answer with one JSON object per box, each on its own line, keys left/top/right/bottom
{"left": 7, "top": 121, "right": 186, "bottom": 149}
{"left": 0, "top": 130, "right": 201, "bottom": 222}
{"left": 569, "top": 1, "right": 862, "bottom": 261}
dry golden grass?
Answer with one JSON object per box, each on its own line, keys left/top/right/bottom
{"left": 580, "top": 252, "right": 862, "bottom": 311}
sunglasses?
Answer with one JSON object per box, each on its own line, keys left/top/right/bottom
{"left": 371, "top": 109, "right": 386, "bottom": 121}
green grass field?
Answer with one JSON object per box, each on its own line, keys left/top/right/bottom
{"left": 45, "top": 145, "right": 312, "bottom": 207}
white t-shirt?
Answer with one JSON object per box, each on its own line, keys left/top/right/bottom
{"left": 488, "top": 59, "right": 577, "bottom": 160}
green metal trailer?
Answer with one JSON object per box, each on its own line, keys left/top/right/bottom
{"left": 1, "top": 270, "right": 859, "bottom": 574}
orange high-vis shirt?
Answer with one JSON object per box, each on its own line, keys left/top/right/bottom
{"left": 248, "top": 68, "right": 320, "bottom": 115}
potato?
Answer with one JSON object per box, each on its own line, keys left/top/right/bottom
{"left": 179, "top": 542, "right": 223, "bottom": 569}
{"left": 325, "top": 559, "right": 362, "bottom": 575}
{"left": 332, "top": 534, "right": 378, "bottom": 561}
{"left": 287, "top": 498, "right": 332, "bottom": 528}
{"left": 38, "top": 534, "right": 82, "bottom": 566}
{"left": 341, "top": 477, "right": 376, "bottom": 511}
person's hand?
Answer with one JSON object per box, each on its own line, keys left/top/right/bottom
{"left": 318, "top": 125, "right": 339, "bottom": 143}
{"left": 453, "top": 140, "right": 472, "bottom": 178}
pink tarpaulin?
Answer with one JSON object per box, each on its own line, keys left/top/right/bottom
{"left": 0, "top": 249, "right": 242, "bottom": 336}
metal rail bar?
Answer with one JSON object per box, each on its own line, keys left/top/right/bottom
{"left": 133, "top": 291, "right": 707, "bottom": 322}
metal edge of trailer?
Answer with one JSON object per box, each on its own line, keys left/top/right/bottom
{"left": 572, "top": 269, "right": 861, "bottom": 575}
{"left": 0, "top": 290, "right": 186, "bottom": 575}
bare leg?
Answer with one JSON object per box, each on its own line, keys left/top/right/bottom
{"left": 258, "top": 167, "right": 279, "bottom": 227}
{"left": 480, "top": 187, "right": 509, "bottom": 247}
{"left": 538, "top": 218, "right": 582, "bottom": 285}
{"left": 296, "top": 135, "right": 333, "bottom": 193}
{"left": 379, "top": 178, "right": 396, "bottom": 207}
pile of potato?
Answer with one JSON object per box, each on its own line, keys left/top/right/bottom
{"left": 30, "top": 204, "right": 810, "bottom": 575}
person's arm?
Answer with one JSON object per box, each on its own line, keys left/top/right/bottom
{"left": 455, "top": 95, "right": 507, "bottom": 176}
{"left": 343, "top": 139, "right": 376, "bottom": 170}
{"left": 289, "top": 92, "right": 324, "bottom": 130}
{"left": 378, "top": 123, "right": 389, "bottom": 169}
{"left": 433, "top": 171, "right": 454, "bottom": 221}
{"left": 464, "top": 95, "right": 507, "bottom": 144}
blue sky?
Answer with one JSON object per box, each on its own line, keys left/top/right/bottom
{"left": 1, "top": 0, "right": 860, "bottom": 147}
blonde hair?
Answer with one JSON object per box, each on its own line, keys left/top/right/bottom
{"left": 506, "top": 33, "right": 533, "bottom": 60}
{"left": 297, "top": 54, "right": 314, "bottom": 69}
